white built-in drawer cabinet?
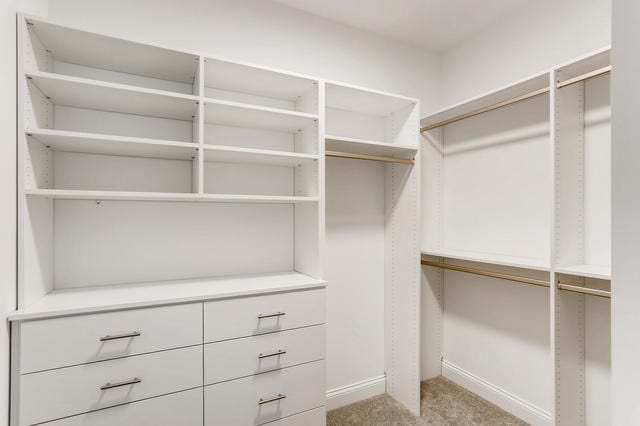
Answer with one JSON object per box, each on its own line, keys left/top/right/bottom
{"left": 11, "top": 287, "right": 327, "bottom": 426}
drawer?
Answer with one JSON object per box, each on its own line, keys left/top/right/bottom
{"left": 205, "top": 325, "right": 325, "bottom": 384}
{"left": 263, "top": 407, "right": 326, "bottom": 426}
{"left": 20, "top": 303, "right": 202, "bottom": 373}
{"left": 40, "top": 388, "right": 203, "bottom": 426}
{"left": 19, "top": 346, "right": 202, "bottom": 426}
{"left": 204, "top": 360, "right": 325, "bottom": 425}
{"left": 204, "top": 289, "right": 325, "bottom": 342}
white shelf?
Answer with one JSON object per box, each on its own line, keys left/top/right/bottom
{"left": 421, "top": 71, "right": 550, "bottom": 130}
{"left": 325, "top": 81, "right": 417, "bottom": 116}
{"left": 26, "top": 71, "right": 199, "bottom": 120}
{"left": 27, "top": 16, "right": 198, "bottom": 84}
{"left": 204, "top": 144, "right": 318, "bottom": 167}
{"left": 8, "top": 271, "right": 326, "bottom": 321}
{"left": 555, "top": 264, "right": 611, "bottom": 280}
{"left": 204, "top": 98, "right": 318, "bottom": 133}
{"left": 325, "top": 134, "right": 416, "bottom": 158}
{"left": 25, "top": 189, "right": 318, "bottom": 204}
{"left": 26, "top": 128, "right": 198, "bottom": 160}
{"left": 204, "top": 57, "right": 317, "bottom": 101}
{"left": 422, "top": 247, "right": 550, "bottom": 271}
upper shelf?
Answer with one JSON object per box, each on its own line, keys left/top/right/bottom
{"left": 325, "top": 135, "right": 416, "bottom": 159}
{"left": 204, "top": 145, "right": 318, "bottom": 167}
{"left": 555, "top": 264, "right": 611, "bottom": 281}
{"left": 26, "top": 189, "right": 319, "bottom": 204}
{"left": 204, "top": 57, "right": 318, "bottom": 102}
{"left": 26, "top": 128, "right": 197, "bottom": 160}
{"left": 422, "top": 247, "right": 550, "bottom": 272}
{"left": 25, "top": 16, "right": 198, "bottom": 84}
{"left": 325, "top": 81, "right": 417, "bottom": 116}
{"left": 8, "top": 271, "right": 326, "bottom": 321}
{"left": 27, "top": 71, "right": 199, "bottom": 120}
{"left": 421, "top": 72, "right": 550, "bottom": 131}
{"left": 204, "top": 98, "right": 318, "bottom": 133}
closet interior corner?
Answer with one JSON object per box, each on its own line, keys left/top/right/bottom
{"left": 420, "top": 47, "right": 611, "bottom": 425}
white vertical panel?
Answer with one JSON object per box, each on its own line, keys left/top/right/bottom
{"left": 420, "top": 128, "right": 444, "bottom": 250}
{"left": 420, "top": 263, "right": 443, "bottom": 380}
{"left": 385, "top": 160, "right": 421, "bottom": 415}
{"left": 611, "top": 5, "right": 639, "bottom": 422}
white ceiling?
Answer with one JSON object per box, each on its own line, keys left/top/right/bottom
{"left": 270, "top": 0, "right": 530, "bottom": 52}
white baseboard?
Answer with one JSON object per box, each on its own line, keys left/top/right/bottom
{"left": 326, "top": 375, "right": 386, "bottom": 411}
{"left": 442, "top": 359, "right": 552, "bottom": 426}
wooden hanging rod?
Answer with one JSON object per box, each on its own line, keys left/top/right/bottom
{"left": 557, "top": 282, "right": 611, "bottom": 299}
{"left": 420, "top": 66, "right": 611, "bottom": 133}
{"left": 325, "top": 150, "right": 415, "bottom": 165}
{"left": 420, "top": 259, "right": 550, "bottom": 288}
{"left": 557, "top": 65, "right": 611, "bottom": 88}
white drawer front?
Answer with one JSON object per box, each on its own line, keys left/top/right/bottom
{"left": 264, "top": 407, "right": 326, "bottom": 426}
{"left": 204, "top": 289, "right": 325, "bottom": 342}
{"left": 40, "top": 388, "right": 203, "bottom": 426}
{"left": 204, "top": 360, "right": 325, "bottom": 426}
{"left": 20, "top": 346, "right": 202, "bottom": 426}
{"left": 205, "top": 325, "right": 325, "bottom": 384}
{"left": 20, "top": 303, "right": 202, "bottom": 373}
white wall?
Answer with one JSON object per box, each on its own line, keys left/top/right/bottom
{"left": 45, "top": 0, "right": 440, "bottom": 114}
{"left": 611, "top": 1, "right": 640, "bottom": 424}
{"left": 438, "top": 0, "right": 611, "bottom": 108}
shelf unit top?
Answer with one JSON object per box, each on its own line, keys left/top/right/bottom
{"left": 555, "top": 46, "right": 611, "bottom": 85}
{"left": 203, "top": 98, "right": 318, "bottom": 132}
{"left": 325, "top": 81, "right": 417, "bottom": 116}
{"left": 555, "top": 264, "right": 611, "bottom": 281}
{"left": 204, "top": 57, "right": 318, "bottom": 101}
{"left": 421, "top": 71, "right": 550, "bottom": 130}
{"left": 27, "top": 71, "right": 199, "bottom": 120}
{"left": 25, "top": 15, "right": 198, "bottom": 84}
{"left": 26, "top": 128, "right": 198, "bottom": 161}
{"left": 9, "top": 271, "right": 326, "bottom": 321}
{"left": 203, "top": 144, "right": 318, "bottom": 167}
{"left": 422, "top": 247, "right": 550, "bottom": 272}
{"left": 25, "top": 189, "right": 319, "bottom": 204}
{"left": 325, "top": 135, "right": 417, "bottom": 159}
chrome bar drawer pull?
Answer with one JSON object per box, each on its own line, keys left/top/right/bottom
{"left": 100, "top": 377, "right": 141, "bottom": 390}
{"left": 257, "top": 312, "right": 285, "bottom": 319}
{"left": 99, "top": 331, "right": 141, "bottom": 342}
{"left": 258, "top": 394, "right": 286, "bottom": 405}
{"left": 258, "top": 349, "right": 287, "bottom": 359}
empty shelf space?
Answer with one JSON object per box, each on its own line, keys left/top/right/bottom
{"left": 26, "top": 71, "right": 199, "bottom": 120}
{"left": 25, "top": 189, "right": 319, "bottom": 204}
{"left": 204, "top": 57, "right": 318, "bottom": 103}
{"left": 26, "top": 128, "right": 198, "bottom": 160}
{"left": 325, "top": 134, "right": 416, "bottom": 158}
{"left": 8, "top": 271, "right": 326, "bottom": 321}
{"left": 25, "top": 16, "right": 198, "bottom": 84}
{"left": 422, "top": 247, "right": 550, "bottom": 271}
{"left": 555, "top": 264, "right": 611, "bottom": 280}
{"left": 203, "top": 144, "right": 318, "bottom": 167}
{"left": 325, "top": 81, "right": 417, "bottom": 116}
{"left": 204, "top": 98, "right": 318, "bottom": 132}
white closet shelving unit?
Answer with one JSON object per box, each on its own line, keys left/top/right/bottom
{"left": 420, "top": 48, "right": 611, "bottom": 425}
{"left": 16, "top": 13, "right": 322, "bottom": 314}
{"left": 324, "top": 82, "right": 421, "bottom": 414}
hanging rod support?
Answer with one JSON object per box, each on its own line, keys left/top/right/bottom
{"left": 325, "top": 150, "right": 414, "bottom": 165}
{"left": 420, "top": 259, "right": 550, "bottom": 287}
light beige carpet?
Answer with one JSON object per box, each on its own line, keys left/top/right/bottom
{"left": 327, "top": 376, "right": 529, "bottom": 425}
